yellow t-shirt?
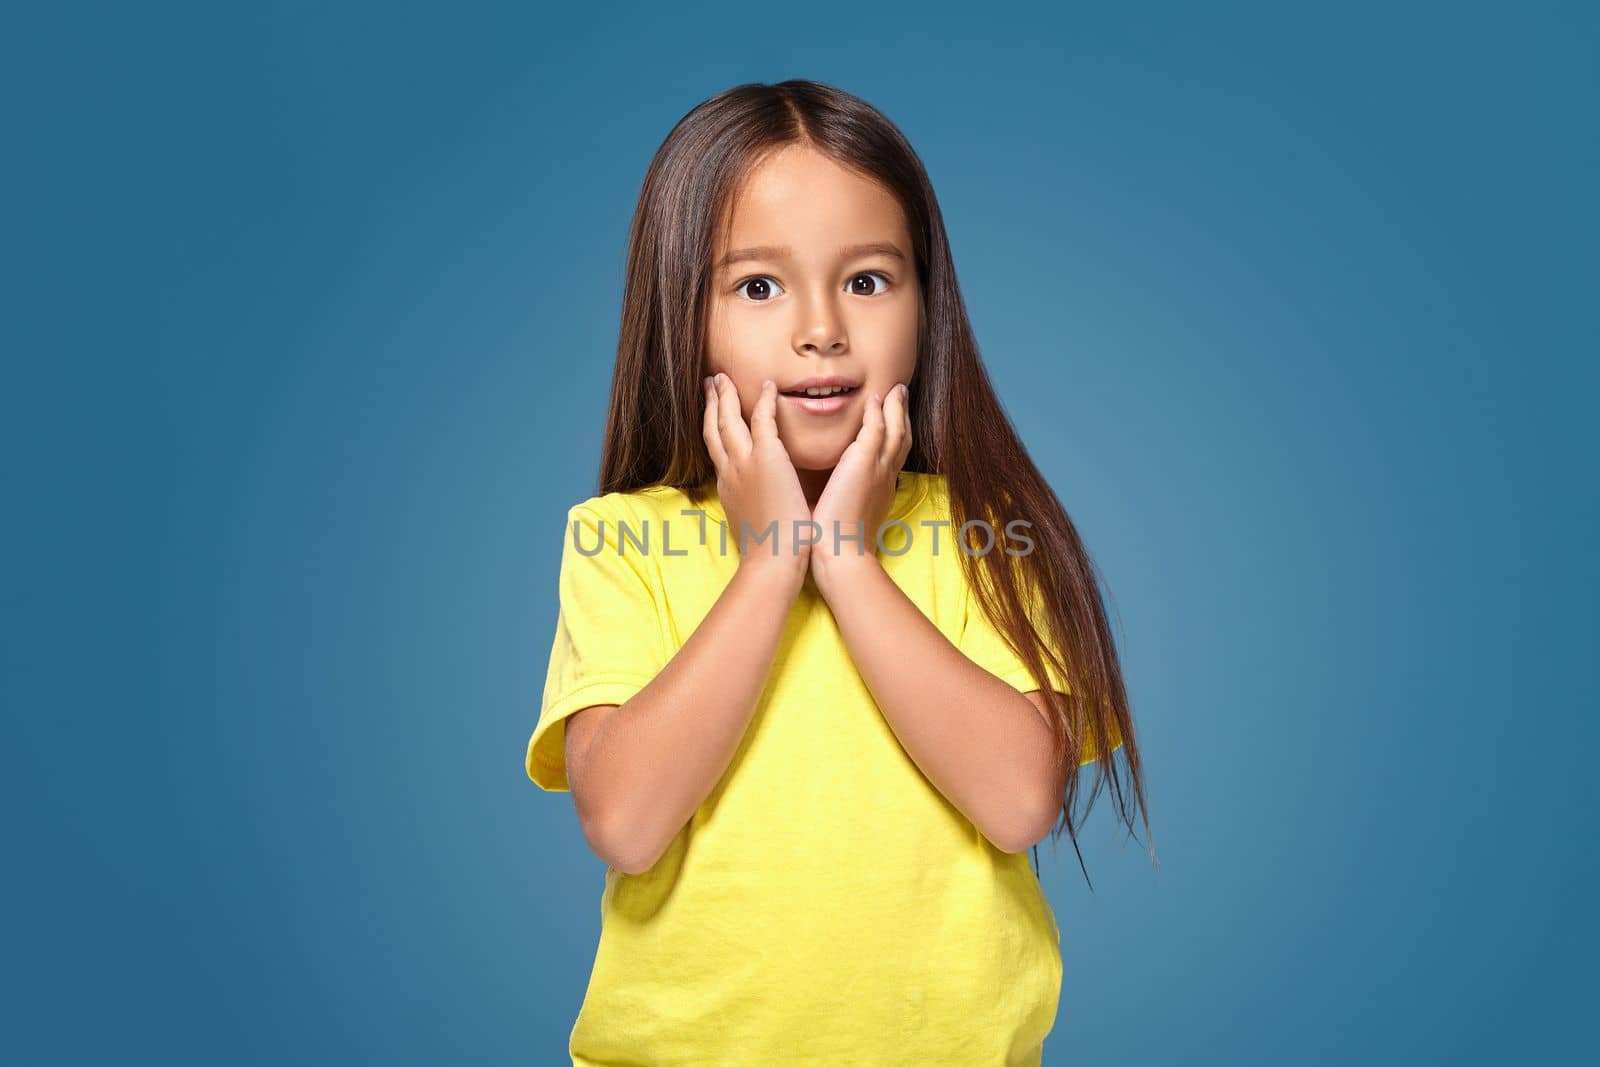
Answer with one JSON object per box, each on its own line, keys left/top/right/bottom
{"left": 526, "top": 471, "right": 1113, "bottom": 1066}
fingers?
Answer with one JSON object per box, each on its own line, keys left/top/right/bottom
{"left": 881, "top": 382, "right": 911, "bottom": 466}
{"left": 859, "top": 386, "right": 886, "bottom": 461}
{"left": 900, "top": 383, "right": 914, "bottom": 465}
{"left": 750, "top": 379, "right": 779, "bottom": 444}
{"left": 712, "top": 372, "right": 752, "bottom": 460}
{"left": 702, "top": 375, "right": 728, "bottom": 471}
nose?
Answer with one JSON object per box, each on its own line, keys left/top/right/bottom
{"left": 794, "top": 292, "right": 847, "bottom": 355}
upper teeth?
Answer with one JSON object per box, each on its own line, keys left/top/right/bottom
{"left": 798, "top": 385, "right": 851, "bottom": 396}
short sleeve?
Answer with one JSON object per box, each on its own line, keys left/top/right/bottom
{"left": 957, "top": 569, "right": 1119, "bottom": 766}
{"left": 525, "top": 501, "right": 671, "bottom": 792}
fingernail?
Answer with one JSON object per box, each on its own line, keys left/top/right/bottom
{"left": 899, "top": 383, "right": 910, "bottom": 398}
{"left": 703, "top": 376, "right": 711, "bottom": 389}
{"left": 763, "top": 379, "right": 773, "bottom": 389}
{"left": 714, "top": 372, "right": 724, "bottom": 385}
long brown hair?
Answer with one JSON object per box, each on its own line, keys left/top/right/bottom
{"left": 596, "top": 79, "right": 1156, "bottom": 887}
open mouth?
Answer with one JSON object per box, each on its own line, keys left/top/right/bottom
{"left": 780, "top": 386, "right": 859, "bottom": 399}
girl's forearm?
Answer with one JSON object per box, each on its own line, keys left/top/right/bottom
{"left": 812, "top": 555, "right": 1059, "bottom": 854}
{"left": 581, "top": 559, "right": 807, "bottom": 874}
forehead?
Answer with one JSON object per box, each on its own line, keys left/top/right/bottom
{"left": 718, "top": 145, "right": 910, "bottom": 255}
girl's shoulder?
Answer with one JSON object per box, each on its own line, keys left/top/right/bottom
{"left": 560, "top": 483, "right": 713, "bottom": 526}
{"left": 563, "top": 473, "right": 952, "bottom": 526}
{"left": 910, "top": 470, "right": 952, "bottom": 508}
{"left": 896, "top": 470, "right": 954, "bottom": 528}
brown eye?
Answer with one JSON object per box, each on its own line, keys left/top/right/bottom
{"left": 735, "top": 277, "right": 782, "bottom": 302}
{"left": 850, "top": 271, "right": 891, "bottom": 296}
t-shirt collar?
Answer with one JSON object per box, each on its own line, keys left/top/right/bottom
{"left": 691, "top": 471, "right": 926, "bottom": 527}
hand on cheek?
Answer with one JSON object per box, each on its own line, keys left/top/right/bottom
{"left": 702, "top": 373, "right": 814, "bottom": 579}
{"left": 809, "top": 382, "right": 913, "bottom": 589}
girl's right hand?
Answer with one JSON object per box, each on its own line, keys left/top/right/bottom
{"left": 702, "top": 373, "right": 813, "bottom": 579}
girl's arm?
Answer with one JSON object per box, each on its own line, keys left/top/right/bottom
{"left": 567, "top": 374, "right": 814, "bottom": 875}
{"left": 565, "top": 557, "right": 806, "bottom": 874}
{"left": 807, "top": 387, "right": 1062, "bottom": 853}
{"left": 811, "top": 552, "right": 1065, "bottom": 856}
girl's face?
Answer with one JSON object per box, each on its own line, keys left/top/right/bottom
{"left": 705, "top": 144, "right": 920, "bottom": 472}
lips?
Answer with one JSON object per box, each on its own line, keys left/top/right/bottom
{"left": 779, "top": 388, "right": 858, "bottom": 415}
{"left": 780, "top": 385, "right": 859, "bottom": 398}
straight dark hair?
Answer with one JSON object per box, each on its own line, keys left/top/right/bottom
{"left": 596, "top": 78, "right": 1155, "bottom": 887}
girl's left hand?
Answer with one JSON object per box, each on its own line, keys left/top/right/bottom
{"left": 810, "top": 382, "right": 913, "bottom": 588}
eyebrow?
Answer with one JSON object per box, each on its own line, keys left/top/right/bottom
{"left": 714, "top": 241, "right": 907, "bottom": 271}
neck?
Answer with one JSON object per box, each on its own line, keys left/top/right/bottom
{"left": 796, "top": 467, "right": 832, "bottom": 513}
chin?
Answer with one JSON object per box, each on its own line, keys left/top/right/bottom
{"left": 782, "top": 437, "right": 850, "bottom": 471}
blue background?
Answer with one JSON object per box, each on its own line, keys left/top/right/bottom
{"left": 6, "top": 1, "right": 1594, "bottom": 1063}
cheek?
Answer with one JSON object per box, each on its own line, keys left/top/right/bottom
{"left": 705, "top": 348, "right": 765, "bottom": 418}
{"left": 706, "top": 367, "right": 761, "bottom": 422}
{"left": 867, "top": 323, "right": 920, "bottom": 392}
{"left": 704, "top": 304, "right": 738, "bottom": 375}
{"left": 735, "top": 375, "right": 760, "bottom": 419}
{"left": 705, "top": 314, "right": 756, "bottom": 380}
{"left": 879, "top": 301, "right": 920, "bottom": 370}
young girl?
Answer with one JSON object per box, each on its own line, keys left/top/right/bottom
{"left": 526, "top": 79, "right": 1152, "bottom": 1066}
